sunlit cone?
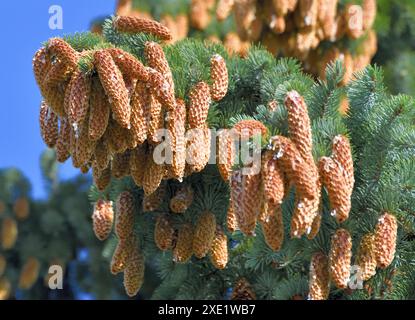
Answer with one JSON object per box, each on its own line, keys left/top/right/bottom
{"left": 89, "top": 78, "right": 110, "bottom": 141}
{"left": 230, "top": 170, "right": 244, "bottom": 228}
{"left": 72, "top": 120, "right": 96, "bottom": 168}
{"left": 18, "top": 257, "right": 40, "bottom": 290}
{"left": 217, "top": 130, "right": 235, "bottom": 182}
{"left": 154, "top": 215, "right": 175, "bottom": 251}
{"left": 238, "top": 172, "right": 262, "bottom": 236}
{"left": 64, "top": 69, "right": 91, "bottom": 126}
{"left": 374, "top": 213, "right": 397, "bottom": 269}
{"left": 170, "top": 185, "right": 194, "bottom": 214}
{"left": 147, "top": 68, "right": 176, "bottom": 111}
{"left": 188, "top": 82, "right": 211, "bottom": 129}
{"left": 147, "top": 93, "right": 164, "bottom": 144}
{"left": 261, "top": 205, "right": 284, "bottom": 251}
{"left": 356, "top": 233, "right": 377, "bottom": 281}
{"left": 193, "top": 211, "right": 217, "bottom": 259}
{"left": 93, "top": 166, "right": 111, "bottom": 191}
{"left": 185, "top": 125, "right": 211, "bottom": 174}
{"left": 92, "top": 139, "right": 110, "bottom": 172}
{"left": 307, "top": 208, "right": 322, "bottom": 240}
{"left": 284, "top": 91, "right": 313, "bottom": 165}
{"left": 112, "top": 151, "right": 131, "bottom": 179}
{"left": 130, "top": 145, "right": 148, "bottom": 187}
{"left": 231, "top": 278, "right": 256, "bottom": 300}
{"left": 107, "top": 47, "right": 149, "bottom": 81}
{"left": 270, "top": 136, "right": 319, "bottom": 200}
{"left": 173, "top": 224, "right": 194, "bottom": 263}
{"left": 115, "top": 191, "right": 135, "bottom": 240}
{"left": 210, "top": 226, "right": 228, "bottom": 269}
{"left": 210, "top": 54, "right": 228, "bottom": 101}
{"left": 291, "top": 193, "right": 320, "bottom": 238}
{"left": 46, "top": 38, "right": 78, "bottom": 70}
{"left": 113, "top": 16, "right": 173, "bottom": 41}
{"left": 105, "top": 120, "right": 130, "bottom": 154}
{"left": 331, "top": 135, "right": 354, "bottom": 194}
{"left": 261, "top": 150, "right": 285, "bottom": 206}
{"left": 13, "top": 197, "right": 30, "bottom": 220}
{"left": 226, "top": 200, "right": 239, "bottom": 233}
{"left": 167, "top": 99, "right": 186, "bottom": 180}
{"left": 216, "top": 0, "right": 235, "bottom": 21}
{"left": 130, "top": 82, "right": 149, "bottom": 145}
{"left": 144, "top": 41, "right": 173, "bottom": 89}
{"left": 92, "top": 199, "right": 114, "bottom": 241}
{"left": 329, "top": 229, "right": 352, "bottom": 289}
{"left": 123, "top": 249, "right": 145, "bottom": 297}
{"left": 0, "top": 255, "right": 6, "bottom": 277}
{"left": 39, "top": 101, "right": 58, "bottom": 148}
{"left": 111, "top": 238, "right": 134, "bottom": 274}
{"left": 309, "top": 252, "right": 330, "bottom": 300}
{"left": 56, "top": 117, "right": 71, "bottom": 163}
{"left": 319, "top": 157, "right": 351, "bottom": 223}
{"left": 142, "top": 155, "right": 165, "bottom": 196}
{"left": 94, "top": 50, "right": 130, "bottom": 128}
{"left": 1, "top": 217, "right": 18, "bottom": 250}
{"left": 80, "top": 164, "right": 90, "bottom": 174}
{"left": 232, "top": 119, "right": 268, "bottom": 140}
{"left": 142, "top": 182, "right": 166, "bottom": 212}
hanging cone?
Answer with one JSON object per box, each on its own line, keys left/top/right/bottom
{"left": 130, "top": 145, "right": 148, "bottom": 187}
{"left": 217, "top": 129, "right": 235, "bottom": 182}
{"left": 39, "top": 101, "right": 58, "bottom": 148}
{"left": 261, "top": 205, "right": 284, "bottom": 251}
{"left": 46, "top": 38, "right": 78, "bottom": 70}
{"left": 169, "top": 185, "right": 194, "bottom": 214}
{"left": 261, "top": 150, "right": 286, "bottom": 206}
{"left": 231, "top": 278, "right": 256, "bottom": 300}
{"left": 142, "top": 182, "right": 166, "bottom": 212}
{"left": 147, "top": 68, "right": 176, "bottom": 111}
{"left": 89, "top": 78, "right": 110, "bottom": 142}
{"left": 72, "top": 120, "right": 96, "bottom": 168}
{"left": 232, "top": 119, "right": 268, "bottom": 140}
{"left": 154, "top": 215, "right": 175, "bottom": 251}
{"left": 209, "top": 226, "right": 229, "bottom": 269}
{"left": 239, "top": 172, "right": 262, "bottom": 236}
{"left": 92, "top": 139, "right": 110, "bottom": 172}
{"left": 112, "top": 151, "right": 131, "bottom": 179}
{"left": 130, "top": 82, "right": 149, "bottom": 145}
{"left": 186, "top": 125, "right": 211, "bottom": 174}
{"left": 94, "top": 50, "right": 130, "bottom": 129}
{"left": 64, "top": 69, "right": 91, "bottom": 126}
{"left": 93, "top": 166, "right": 111, "bottom": 191}
{"left": 110, "top": 237, "right": 134, "bottom": 274}
{"left": 18, "top": 257, "right": 40, "bottom": 290}
{"left": 356, "top": 233, "right": 377, "bottom": 281}
{"left": 142, "top": 153, "right": 165, "bottom": 196}
{"left": 167, "top": 99, "right": 186, "bottom": 181}
{"left": 147, "top": 93, "right": 164, "bottom": 145}
{"left": 331, "top": 135, "right": 354, "bottom": 194}
{"left": 56, "top": 117, "right": 71, "bottom": 163}
{"left": 329, "top": 229, "right": 352, "bottom": 289}
{"left": 173, "top": 224, "right": 194, "bottom": 263}
{"left": 123, "top": 249, "right": 145, "bottom": 297}
{"left": 115, "top": 191, "right": 135, "bottom": 240}
{"left": 105, "top": 120, "right": 130, "bottom": 154}
{"left": 92, "top": 199, "right": 114, "bottom": 241}
{"left": 113, "top": 16, "right": 173, "bottom": 41}
{"left": 107, "top": 47, "right": 149, "bottom": 81}
{"left": 193, "top": 211, "right": 217, "bottom": 259}
{"left": 374, "top": 213, "right": 397, "bottom": 269}
{"left": 226, "top": 200, "right": 239, "bottom": 233}
{"left": 309, "top": 252, "right": 330, "bottom": 300}
{"left": 144, "top": 41, "right": 174, "bottom": 89}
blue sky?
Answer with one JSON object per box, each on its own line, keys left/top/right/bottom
{"left": 0, "top": 1, "right": 116, "bottom": 199}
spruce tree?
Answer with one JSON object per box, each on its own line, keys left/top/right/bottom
{"left": 32, "top": 12, "right": 414, "bottom": 300}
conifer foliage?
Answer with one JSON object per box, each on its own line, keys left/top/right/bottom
{"left": 33, "top": 12, "right": 414, "bottom": 300}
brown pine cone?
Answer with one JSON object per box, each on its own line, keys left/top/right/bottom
{"left": 173, "top": 223, "right": 194, "bottom": 263}
{"left": 210, "top": 54, "right": 228, "bottom": 101}
{"left": 94, "top": 50, "right": 130, "bottom": 128}
{"left": 147, "top": 93, "right": 164, "bottom": 145}
{"left": 226, "top": 199, "right": 239, "bottom": 233}
{"left": 18, "top": 257, "right": 40, "bottom": 290}
{"left": 374, "top": 213, "right": 397, "bottom": 269}
{"left": 112, "top": 151, "right": 131, "bottom": 179}
{"left": 89, "top": 78, "right": 110, "bottom": 142}
{"left": 115, "top": 191, "right": 135, "bottom": 240}
{"left": 64, "top": 69, "right": 91, "bottom": 126}
{"left": 107, "top": 47, "right": 149, "bottom": 81}
{"left": 188, "top": 82, "right": 211, "bottom": 129}
{"left": 193, "top": 211, "right": 217, "bottom": 259}
{"left": 231, "top": 278, "right": 256, "bottom": 300}
{"left": 93, "top": 166, "right": 111, "bottom": 191}
{"left": 239, "top": 172, "right": 262, "bottom": 236}
{"left": 167, "top": 98, "right": 186, "bottom": 181}
{"left": 92, "top": 199, "right": 114, "bottom": 241}
{"left": 329, "top": 229, "right": 352, "bottom": 289}
{"left": 123, "top": 249, "right": 145, "bottom": 297}
{"left": 142, "top": 183, "right": 166, "bottom": 212}
{"left": 105, "top": 120, "right": 130, "bottom": 154}
{"left": 1, "top": 217, "right": 18, "bottom": 250}
{"left": 169, "top": 185, "right": 194, "bottom": 214}
{"left": 113, "top": 16, "right": 173, "bottom": 41}
{"left": 39, "top": 101, "right": 58, "bottom": 148}
{"left": 130, "top": 82, "right": 149, "bottom": 145}
{"left": 147, "top": 68, "right": 176, "bottom": 111}
{"left": 130, "top": 145, "right": 148, "bottom": 187}
{"left": 144, "top": 41, "right": 173, "bottom": 88}
{"left": 92, "top": 139, "right": 110, "bottom": 172}
{"left": 110, "top": 237, "right": 134, "bottom": 274}
{"left": 261, "top": 150, "right": 286, "bottom": 206}
{"left": 56, "top": 117, "right": 71, "bottom": 163}
{"left": 209, "top": 226, "right": 228, "bottom": 269}
{"left": 185, "top": 125, "right": 211, "bottom": 174}
{"left": 309, "top": 252, "right": 330, "bottom": 300}
{"left": 331, "top": 135, "right": 354, "bottom": 194}
{"left": 232, "top": 119, "right": 268, "bottom": 140}
{"left": 356, "top": 233, "right": 377, "bottom": 281}
{"left": 46, "top": 38, "right": 78, "bottom": 70}
{"left": 217, "top": 130, "right": 235, "bottom": 182}
{"left": 72, "top": 121, "right": 96, "bottom": 168}
{"left": 261, "top": 205, "right": 284, "bottom": 251}
{"left": 154, "top": 215, "right": 175, "bottom": 251}
{"left": 307, "top": 209, "right": 322, "bottom": 240}
{"left": 142, "top": 155, "right": 165, "bottom": 196}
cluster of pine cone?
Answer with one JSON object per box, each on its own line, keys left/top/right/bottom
{"left": 214, "top": 0, "right": 377, "bottom": 83}
{"left": 309, "top": 212, "right": 398, "bottom": 299}
{"left": 34, "top": 16, "right": 229, "bottom": 195}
